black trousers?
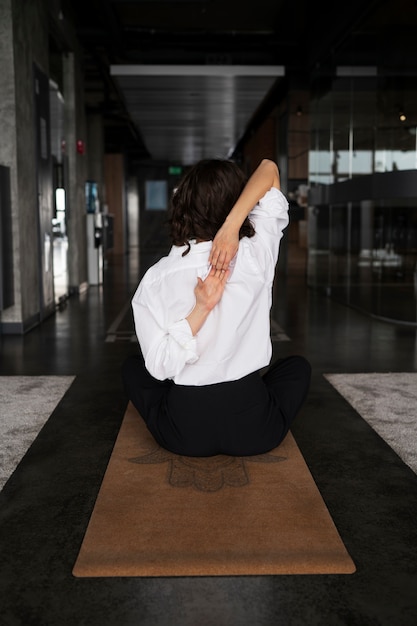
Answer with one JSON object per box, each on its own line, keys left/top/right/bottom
{"left": 121, "top": 352, "right": 311, "bottom": 457}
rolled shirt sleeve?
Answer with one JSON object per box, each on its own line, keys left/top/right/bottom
{"left": 165, "top": 318, "right": 199, "bottom": 367}
{"left": 249, "top": 188, "right": 289, "bottom": 259}
{"left": 133, "top": 295, "right": 199, "bottom": 381}
{"left": 246, "top": 187, "right": 289, "bottom": 280}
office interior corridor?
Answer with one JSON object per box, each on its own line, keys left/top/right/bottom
{"left": 0, "top": 240, "right": 417, "bottom": 626}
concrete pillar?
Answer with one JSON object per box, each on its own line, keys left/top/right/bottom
{"left": 0, "top": 0, "right": 21, "bottom": 328}
{"left": 0, "top": 0, "right": 50, "bottom": 332}
{"left": 63, "top": 52, "right": 88, "bottom": 293}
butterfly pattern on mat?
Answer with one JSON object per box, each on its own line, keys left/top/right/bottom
{"left": 129, "top": 447, "right": 287, "bottom": 492}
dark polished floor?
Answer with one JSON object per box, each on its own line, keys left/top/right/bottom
{"left": 1, "top": 240, "right": 417, "bottom": 626}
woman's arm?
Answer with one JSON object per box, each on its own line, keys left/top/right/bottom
{"left": 208, "top": 159, "right": 280, "bottom": 270}
{"left": 133, "top": 267, "right": 229, "bottom": 380}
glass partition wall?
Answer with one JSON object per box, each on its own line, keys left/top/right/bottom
{"left": 307, "top": 60, "right": 417, "bottom": 325}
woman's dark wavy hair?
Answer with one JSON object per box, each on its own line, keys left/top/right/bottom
{"left": 169, "top": 159, "right": 255, "bottom": 256}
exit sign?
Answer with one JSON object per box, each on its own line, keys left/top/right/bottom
{"left": 168, "top": 166, "right": 183, "bottom": 175}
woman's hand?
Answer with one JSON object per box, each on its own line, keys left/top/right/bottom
{"left": 194, "top": 266, "right": 229, "bottom": 311}
{"left": 186, "top": 267, "right": 229, "bottom": 335}
{"left": 208, "top": 224, "right": 239, "bottom": 270}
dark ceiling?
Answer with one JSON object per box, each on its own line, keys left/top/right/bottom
{"left": 64, "top": 0, "right": 415, "bottom": 164}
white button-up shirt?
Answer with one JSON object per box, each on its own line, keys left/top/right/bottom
{"left": 132, "top": 187, "right": 289, "bottom": 385}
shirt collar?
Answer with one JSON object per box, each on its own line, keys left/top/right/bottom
{"left": 171, "top": 240, "right": 212, "bottom": 255}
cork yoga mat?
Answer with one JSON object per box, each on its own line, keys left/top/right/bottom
{"left": 73, "top": 403, "right": 355, "bottom": 577}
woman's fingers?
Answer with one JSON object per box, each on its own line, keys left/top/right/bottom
{"left": 195, "top": 267, "right": 229, "bottom": 310}
{"left": 209, "top": 240, "right": 233, "bottom": 268}
{"left": 210, "top": 250, "right": 229, "bottom": 270}
{"left": 210, "top": 266, "right": 228, "bottom": 279}
{"left": 209, "top": 249, "right": 223, "bottom": 268}
{"left": 204, "top": 267, "right": 229, "bottom": 294}
{"left": 219, "top": 268, "right": 229, "bottom": 280}
{"left": 210, "top": 242, "right": 239, "bottom": 269}
{"left": 209, "top": 223, "right": 239, "bottom": 269}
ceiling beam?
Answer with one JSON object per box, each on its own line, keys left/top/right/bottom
{"left": 110, "top": 65, "right": 285, "bottom": 77}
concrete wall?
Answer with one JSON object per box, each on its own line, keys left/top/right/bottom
{"left": 0, "top": 0, "right": 50, "bottom": 330}
{"left": 63, "top": 51, "right": 88, "bottom": 293}
{"left": 0, "top": 0, "right": 90, "bottom": 332}
{"left": 0, "top": 0, "right": 20, "bottom": 324}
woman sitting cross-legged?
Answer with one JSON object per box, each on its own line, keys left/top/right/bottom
{"left": 122, "top": 158, "right": 311, "bottom": 457}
